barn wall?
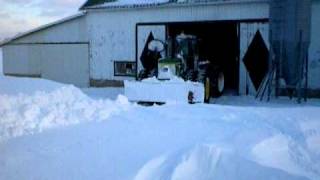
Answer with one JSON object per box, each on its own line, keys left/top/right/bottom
{"left": 41, "top": 44, "right": 89, "bottom": 87}
{"left": 309, "top": 0, "right": 320, "bottom": 89}
{"left": 2, "top": 16, "right": 90, "bottom": 87}
{"left": 12, "top": 16, "right": 88, "bottom": 43}
{"left": 87, "top": 1, "right": 269, "bottom": 81}
{"left": 3, "top": 44, "right": 89, "bottom": 87}
{"left": 2, "top": 45, "right": 41, "bottom": 76}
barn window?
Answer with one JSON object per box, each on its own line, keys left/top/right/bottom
{"left": 114, "top": 61, "right": 136, "bottom": 77}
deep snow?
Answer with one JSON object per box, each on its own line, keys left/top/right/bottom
{"left": 0, "top": 61, "right": 320, "bottom": 180}
{"left": 0, "top": 77, "right": 130, "bottom": 141}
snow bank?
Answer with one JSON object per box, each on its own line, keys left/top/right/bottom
{"left": 300, "top": 121, "right": 320, "bottom": 155}
{"left": 0, "top": 75, "right": 67, "bottom": 96}
{"left": 1, "top": 73, "right": 320, "bottom": 180}
{"left": 252, "top": 134, "right": 320, "bottom": 180}
{"left": 132, "top": 104, "right": 320, "bottom": 180}
{"left": 1, "top": 98, "right": 320, "bottom": 180}
{"left": 135, "top": 145, "right": 309, "bottom": 180}
{"left": 0, "top": 76, "right": 131, "bottom": 141}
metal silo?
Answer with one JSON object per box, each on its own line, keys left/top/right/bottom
{"left": 269, "top": 0, "right": 311, "bottom": 99}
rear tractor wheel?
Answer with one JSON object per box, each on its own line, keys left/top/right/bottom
{"left": 204, "top": 71, "right": 225, "bottom": 103}
{"left": 204, "top": 77, "right": 211, "bottom": 103}
{"left": 214, "top": 71, "right": 225, "bottom": 97}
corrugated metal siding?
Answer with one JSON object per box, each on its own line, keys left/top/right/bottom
{"left": 3, "top": 45, "right": 41, "bottom": 76}
{"left": 270, "top": 0, "right": 311, "bottom": 88}
{"left": 3, "top": 44, "right": 90, "bottom": 87}
{"left": 41, "top": 44, "right": 89, "bottom": 87}
{"left": 2, "top": 16, "right": 90, "bottom": 87}
{"left": 309, "top": 0, "right": 320, "bottom": 89}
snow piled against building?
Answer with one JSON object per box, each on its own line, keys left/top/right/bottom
{"left": 0, "top": 73, "right": 320, "bottom": 180}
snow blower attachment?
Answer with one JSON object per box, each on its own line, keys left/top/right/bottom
{"left": 125, "top": 33, "right": 225, "bottom": 104}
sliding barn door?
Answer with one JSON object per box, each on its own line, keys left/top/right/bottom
{"left": 137, "top": 25, "right": 166, "bottom": 76}
{"left": 239, "top": 22, "right": 269, "bottom": 95}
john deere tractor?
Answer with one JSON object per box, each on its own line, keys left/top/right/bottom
{"left": 131, "top": 32, "right": 225, "bottom": 103}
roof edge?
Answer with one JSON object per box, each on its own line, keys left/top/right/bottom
{"left": 82, "top": 0, "right": 269, "bottom": 10}
{"left": 0, "top": 12, "right": 87, "bottom": 47}
{"left": 80, "top": 0, "right": 117, "bottom": 10}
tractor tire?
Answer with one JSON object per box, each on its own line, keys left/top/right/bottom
{"left": 204, "top": 77, "right": 211, "bottom": 103}
{"left": 212, "top": 71, "right": 225, "bottom": 97}
{"left": 205, "top": 69, "right": 224, "bottom": 98}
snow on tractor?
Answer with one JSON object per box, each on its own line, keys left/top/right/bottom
{"left": 124, "top": 33, "right": 225, "bottom": 104}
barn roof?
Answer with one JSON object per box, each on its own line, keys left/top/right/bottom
{"left": 80, "top": 0, "right": 170, "bottom": 9}
{"left": 80, "top": 0, "right": 267, "bottom": 10}
{"left": 0, "top": 12, "right": 86, "bottom": 47}
{"left": 80, "top": 0, "right": 116, "bottom": 9}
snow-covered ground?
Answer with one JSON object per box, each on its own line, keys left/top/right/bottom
{"left": 0, "top": 54, "right": 320, "bottom": 180}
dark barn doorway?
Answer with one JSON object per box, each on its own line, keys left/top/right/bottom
{"left": 168, "top": 22, "right": 239, "bottom": 94}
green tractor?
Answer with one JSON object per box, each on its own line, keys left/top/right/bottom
{"left": 137, "top": 33, "right": 225, "bottom": 103}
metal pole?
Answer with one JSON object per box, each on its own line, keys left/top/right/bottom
{"left": 297, "top": 31, "right": 303, "bottom": 104}
{"left": 304, "top": 51, "right": 309, "bottom": 102}
{"left": 267, "top": 31, "right": 273, "bottom": 101}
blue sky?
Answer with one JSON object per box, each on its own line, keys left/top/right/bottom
{"left": 0, "top": 0, "right": 85, "bottom": 41}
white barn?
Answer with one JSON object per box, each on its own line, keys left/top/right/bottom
{"left": 1, "top": 0, "right": 320, "bottom": 97}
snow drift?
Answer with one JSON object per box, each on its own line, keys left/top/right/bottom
{"left": 131, "top": 105, "right": 320, "bottom": 180}
{"left": 135, "top": 144, "right": 309, "bottom": 180}
{"left": 0, "top": 69, "right": 320, "bottom": 180}
{"left": 0, "top": 76, "right": 130, "bottom": 141}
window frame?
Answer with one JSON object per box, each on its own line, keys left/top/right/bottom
{"left": 113, "top": 61, "right": 137, "bottom": 77}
